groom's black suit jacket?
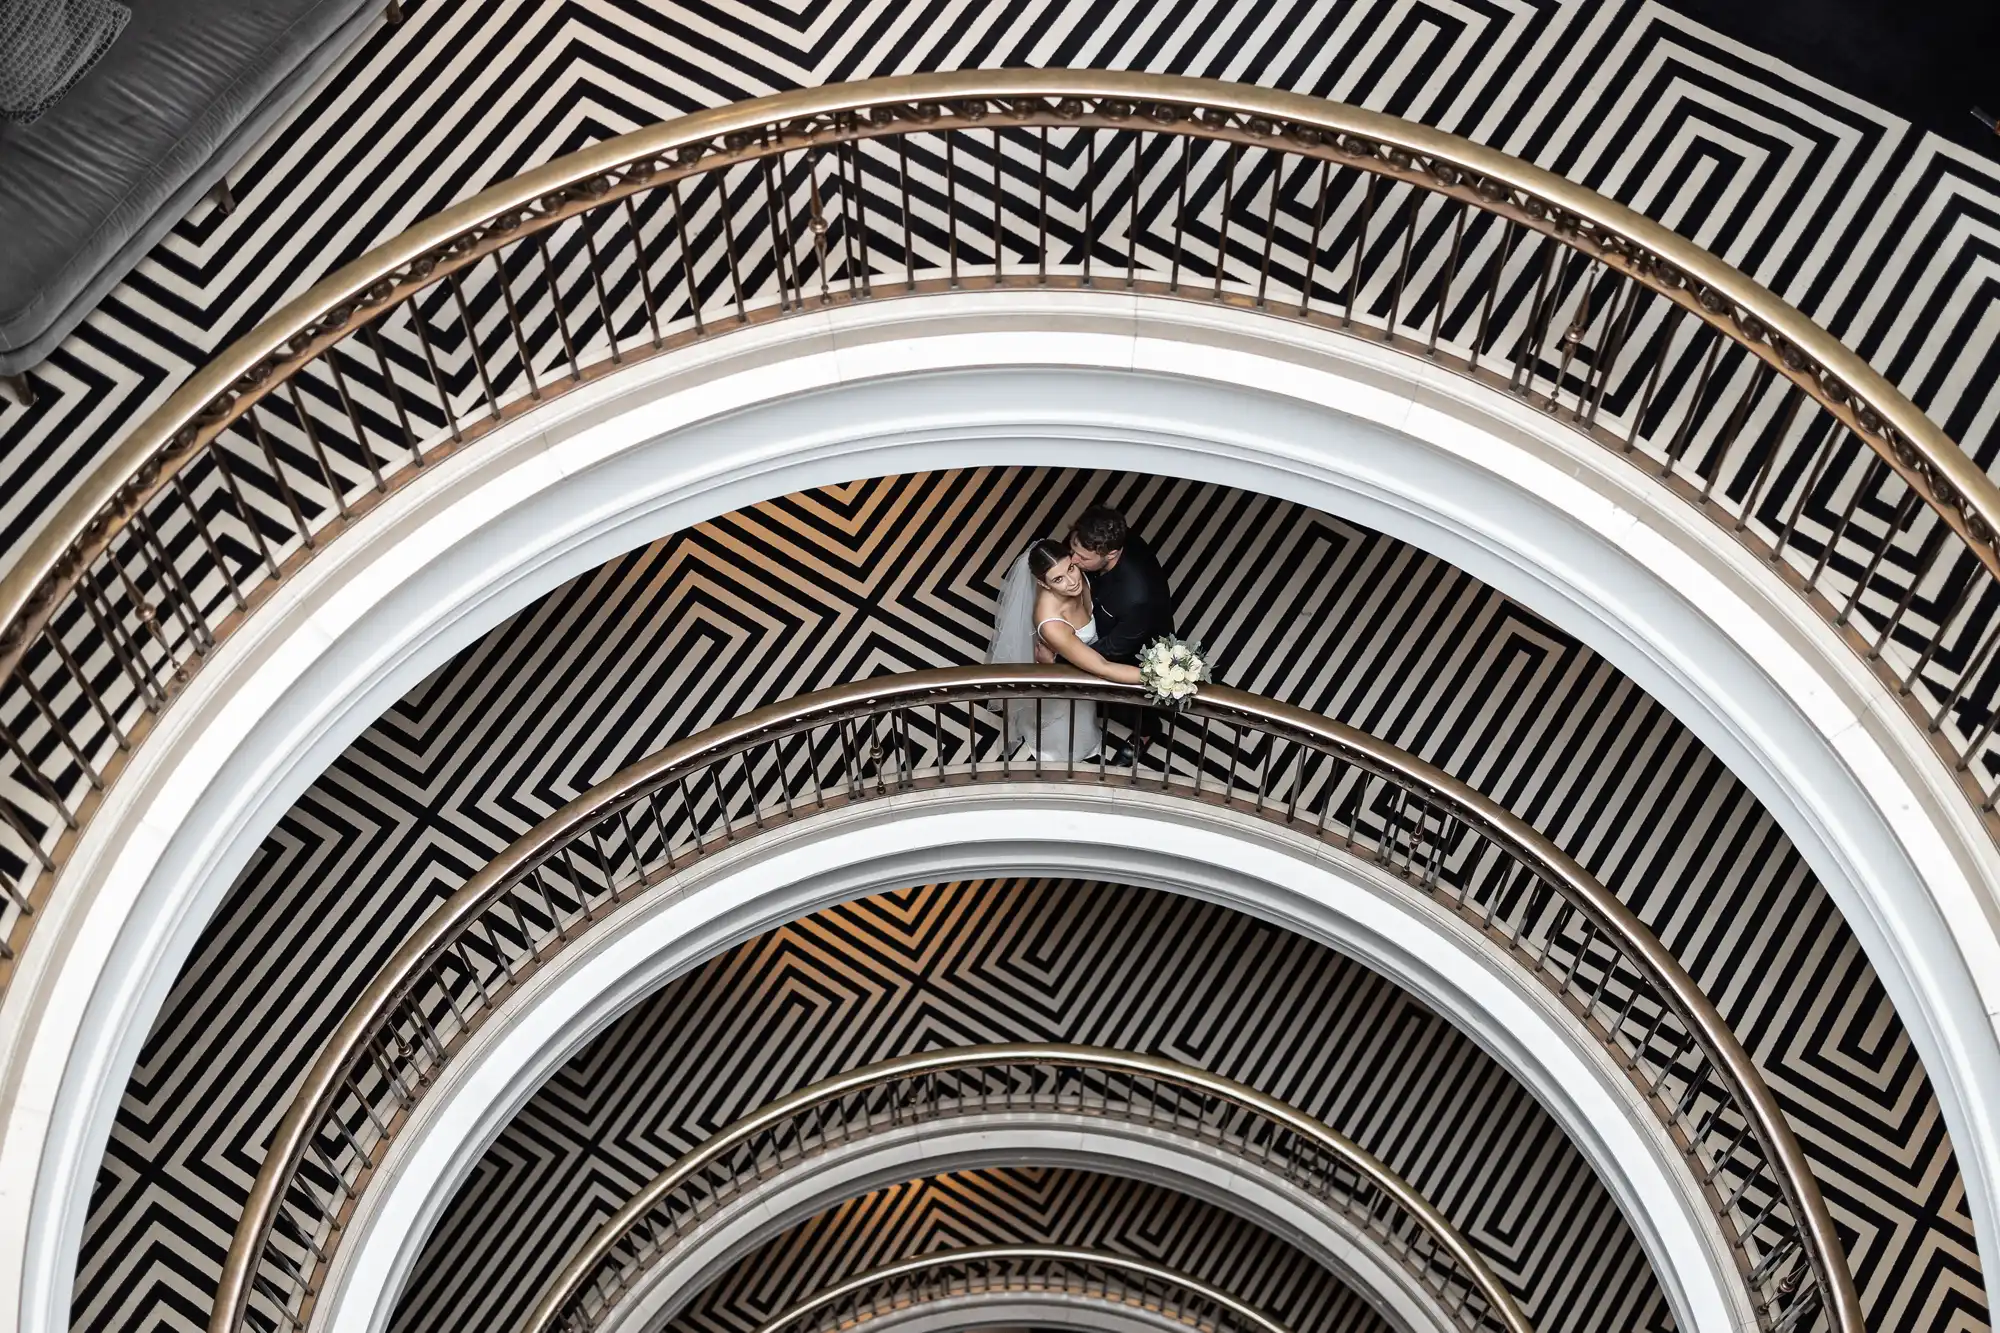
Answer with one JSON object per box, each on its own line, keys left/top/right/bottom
{"left": 1088, "top": 532, "right": 1176, "bottom": 665}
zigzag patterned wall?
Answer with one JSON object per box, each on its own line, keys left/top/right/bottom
{"left": 13, "top": 3, "right": 1994, "bottom": 1330}
{"left": 387, "top": 880, "right": 1670, "bottom": 1333}
{"left": 0, "top": 0, "right": 1996, "bottom": 568}
{"left": 73, "top": 469, "right": 1984, "bottom": 1333}
{"left": 655, "top": 1165, "right": 1397, "bottom": 1333}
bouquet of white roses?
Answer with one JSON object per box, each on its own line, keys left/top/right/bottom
{"left": 1138, "top": 635, "right": 1211, "bottom": 707}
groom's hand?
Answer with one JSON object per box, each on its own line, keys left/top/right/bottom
{"left": 1034, "top": 642, "right": 1056, "bottom": 664}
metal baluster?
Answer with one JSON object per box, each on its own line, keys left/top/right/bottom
{"left": 1213, "top": 141, "right": 1237, "bottom": 298}
{"left": 761, "top": 154, "right": 797, "bottom": 313}
{"left": 1128, "top": 126, "right": 1144, "bottom": 284}
{"left": 991, "top": 126, "right": 1005, "bottom": 279}
{"left": 1169, "top": 132, "right": 1191, "bottom": 291}
{"left": 1869, "top": 520, "right": 1948, "bottom": 663}
{"left": 1426, "top": 203, "right": 1467, "bottom": 357}
{"left": 324, "top": 350, "right": 388, "bottom": 492}
{"left": 1582, "top": 275, "right": 1643, "bottom": 428}
{"left": 945, "top": 130, "right": 961, "bottom": 287}
{"left": 1549, "top": 259, "right": 1605, "bottom": 412}
{"left": 1300, "top": 158, "right": 1332, "bottom": 316}
{"left": 705, "top": 761, "right": 736, "bottom": 840}
{"left": 1344, "top": 174, "right": 1375, "bottom": 327}
{"left": 897, "top": 134, "right": 916, "bottom": 290}
{"left": 1807, "top": 457, "right": 1882, "bottom": 591}
{"left": 1699, "top": 361, "right": 1771, "bottom": 501}
{"left": 106, "top": 535, "right": 184, "bottom": 692}
{"left": 720, "top": 169, "right": 751, "bottom": 321}
{"left": 847, "top": 138, "right": 872, "bottom": 295}
{"left": 807, "top": 152, "right": 832, "bottom": 302}
{"left": 74, "top": 572, "right": 164, "bottom": 711}
{"left": 204, "top": 440, "right": 284, "bottom": 583}
{"left": 1383, "top": 186, "right": 1418, "bottom": 338}
{"left": 580, "top": 216, "right": 624, "bottom": 364}
{"left": 406, "top": 290, "right": 465, "bottom": 445}
{"left": 1662, "top": 329, "right": 1724, "bottom": 476}
{"left": 1037, "top": 125, "right": 1049, "bottom": 284}
{"left": 1509, "top": 237, "right": 1559, "bottom": 393}
{"left": 1082, "top": 127, "right": 1097, "bottom": 287}
{"left": 361, "top": 323, "right": 421, "bottom": 462}
{"left": 243, "top": 407, "right": 314, "bottom": 557}
{"left": 163, "top": 477, "right": 250, "bottom": 637}
{"left": 130, "top": 511, "right": 212, "bottom": 655}
{"left": 623, "top": 195, "right": 664, "bottom": 347}
{"left": 37, "top": 612, "right": 129, "bottom": 748}
{"left": 282, "top": 379, "right": 352, "bottom": 519}
{"left": 1837, "top": 486, "right": 1920, "bottom": 630}
{"left": 446, "top": 270, "right": 501, "bottom": 420}
{"left": 536, "top": 233, "right": 584, "bottom": 379}
{"left": 668, "top": 179, "right": 705, "bottom": 334}
{"left": 1471, "top": 217, "right": 1518, "bottom": 362}
{"left": 1624, "top": 305, "right": 1688, "bottom": 454}
{"left": 1736, "top": 385, "right": 1805, "bottom": 534}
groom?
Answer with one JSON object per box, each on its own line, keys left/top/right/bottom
{"left": 1066, "top": 504, "right": 1177, "bottom": 757}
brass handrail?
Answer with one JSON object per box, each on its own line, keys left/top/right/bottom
{"left": 517, "top": 1044, "right": 1528, "bottom": 1333}
{"left": 745, "top": 1246, "right": 1295, "bottom": 1333}
{"left": 209, "top": 667, "right": 1859, "bottom": 1333}
{"left": 4, "top": 71, "right": 1998, "bottom": 984}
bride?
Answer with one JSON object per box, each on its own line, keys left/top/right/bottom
{"left": 986, "top": 538, "right": 1142, "bottom": 759}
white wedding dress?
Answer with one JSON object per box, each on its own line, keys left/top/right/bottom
{"left": 985, "top": 551, "right": 1102, "bottom": 761}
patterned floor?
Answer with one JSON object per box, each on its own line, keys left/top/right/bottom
{"left": 10, "top": 3, "right": 1995, "bottom": 1332}
{"left": 73, "top": 468, "right": 1984, "bottom": 1333}
{"left": 388, "top": 880, "right": 1670, "bottom": 1333}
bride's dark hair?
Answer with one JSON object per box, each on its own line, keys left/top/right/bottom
{"left": 1027, "top": 538, "right": 1071, "bottom": 585}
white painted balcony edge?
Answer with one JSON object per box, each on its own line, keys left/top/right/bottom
{"left": 0, "top": 291, "right": 1993, "bottom": 1333}
{"left": 559, "top": 1116, "right": 1462, "bottom": 1333}
{"left": 312, "top": 786, "right": 1749, "bottom": 1333}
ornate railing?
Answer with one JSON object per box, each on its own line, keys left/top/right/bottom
{"left": 745, "top": 1246, "right": 1294, "bottom": 1333}
{"left": 518, "top": 1045, "right": 1527, "bottom": 1333}
{"left": 209, "top": 668, "right": 1859, "bottom": 1333}
{"left": 3, "top": 71, "right": 1997, "bottom": 988}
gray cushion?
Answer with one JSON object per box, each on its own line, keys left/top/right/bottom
{"left": 0, "top": 0, "right": 380, "bottom": 372}
{"left": 0, "top": 0, "right": 132, "bottom": 124}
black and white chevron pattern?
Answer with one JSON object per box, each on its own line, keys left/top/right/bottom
{"left": 657, "top": 1165, "right": 1397, "bottom": 1333}
{"left": 387, "top": 880, "right": 1670, "bottom": 1333}
{"left": 72, "top": 469, "right": 1985, "bottom": 1333}
{"left": 12, "top": 3, "right": 1992, "bottom": 1331}
{"left": 0, "top": 0, "right": 1997, "bottom": 565}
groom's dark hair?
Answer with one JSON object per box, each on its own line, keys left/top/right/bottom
{"left": 1071, "top": 505, "right": 1129, "bottom": 555}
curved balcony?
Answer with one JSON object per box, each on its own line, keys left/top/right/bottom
{"left": 210, "top": 668, "right": 1857, "bottom": 1333}
{"left": 518, "top": 1045, "right": 1525, "bottom": 1333}
{"left": 1, "top": 68, "right": 1994, "bottom": 994}
{"left": 742, "top": 1246, "right": 1294, "bottom": 1333}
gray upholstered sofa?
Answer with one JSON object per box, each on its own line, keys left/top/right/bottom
{"left": 0, "top": 0, "right": 396, "bottom": 399}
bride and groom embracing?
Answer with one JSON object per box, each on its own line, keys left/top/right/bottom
{"left": 985, "top": 505, "right": 1177, "bottom": 762}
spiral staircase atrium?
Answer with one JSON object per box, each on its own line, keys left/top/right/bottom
{"left": 2, "top": 6, "right": 1999, "bottom": 1333}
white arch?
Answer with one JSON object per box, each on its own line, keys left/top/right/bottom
{"left": 572, "top": 1118, "right": 1456, "bottom": 1333}
{"left": 731, "top": 1293, "right": 1212, "bottom": 1333}
{"left": 1, "top": 291, "right": 1994, "bottom": 1332}
{"left": 310, "top": 788, "right": 1744, "bottom": 1333}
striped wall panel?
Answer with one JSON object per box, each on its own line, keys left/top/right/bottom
{"left": 73, "top": 469, "right": 1985, "bottom": 1333}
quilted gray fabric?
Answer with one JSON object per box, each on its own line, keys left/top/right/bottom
{"left": 0, "top": 0, "right": 130, "bottom": 124}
